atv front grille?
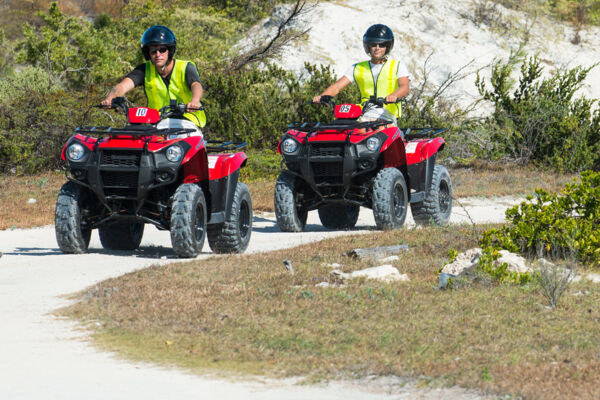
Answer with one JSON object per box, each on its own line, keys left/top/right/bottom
{"left": 101, "top": 171, "right": 138, "bottom": 197}
{"left": 101, "top": 150, "right": 141, "bottom": 167}
{"left": 311, "top": 161, "right": 343, "bottom": 185}
{"left": 310, "top": 144, "right": 344, "bottom": 158}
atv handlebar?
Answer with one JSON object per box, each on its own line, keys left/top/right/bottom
{"left": 95, "top": 98, "right": 204, "bottom": 121}
{"left": 312, "top": 95, "right": 400, "bottom": 110}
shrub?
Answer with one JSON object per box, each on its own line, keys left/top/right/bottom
{"left": 0, "top": 66, "right": 77, "bottom": 173}
{"left": 479, "top": 170, "right": 600, "bottom": 267}
{"left": 202, "top": 63, "right": 358, "bottom": 147}
{"left": 475, "top": 56, "right": 600, "bottom": 171}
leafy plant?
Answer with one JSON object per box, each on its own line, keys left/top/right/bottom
{"left": 475, "top": 56, "right": 600, "bottom": 172}
{"left": 480, "top": 170, "right": 600, "bottom": 267}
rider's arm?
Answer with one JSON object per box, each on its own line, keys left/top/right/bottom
{"left": 185, "top": 62, "right": 203, "bottom": 110}
{"left": 313, "top": 76, "right": 352, "bottom": 103}
{"left": 101, "top": 77, "right": 135, "bottom": 107}
{"left": 188, "top": 81, "right": 203, "bottom": 110}
{"left": 385, "top": 76, "right": 410, "bottom": 103}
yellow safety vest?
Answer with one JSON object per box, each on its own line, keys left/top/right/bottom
{"left": 353, "top": 59, "right": 402, "bottom": 118}
{"left": 144, "top": 59, "right": 206, "bottom": 127}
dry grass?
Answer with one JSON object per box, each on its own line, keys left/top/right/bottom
{"left": 449, "top": 161, "right": 578, "bottom": 198}
{"left": 0, "top": 163, "right": 576, "bottom": 230}
{"left": 61, "top": 225, "right": 600, "bottom": 399}
{"left": 0, "top": 171, "right": 65, "bottom": 230}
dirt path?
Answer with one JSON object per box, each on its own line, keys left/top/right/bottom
{"left": 0, "top": 198, "right": 518, "bottom": 399}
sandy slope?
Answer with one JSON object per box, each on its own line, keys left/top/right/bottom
{"left": 249, "top": 0, "right": 600, "bottom": 111}
{"left": 0, "top": 200, "right": 517, "bottom": 400}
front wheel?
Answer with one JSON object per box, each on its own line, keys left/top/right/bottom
{"left": 411, "top": 164, "right": 452, "bottom": 225}
{"left": 318, "top": 204, "right": 360, "bottom": 230}
{"left": 55, "top": 181, "right": 92, "bottom": 254}
{"left": 274, "top": 171, "right": 308, "bottom": 232}
{"left": 208, "top": 182, "right": 253, "bottom": 254}
{"left": 372, "top": 168, "right": 408, "bottom": 230}
{"left": 98, "top": 222, "right": 144, "bottom": 250}
{"left": 170, "top": 183, "right": 207, "bottom": 258}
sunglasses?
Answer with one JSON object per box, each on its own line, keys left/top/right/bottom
{"left": 150, "top": 47, "right": 168, "bottom": 55}
{"left": 368, "top": 43, "right": 388, "bottom": 49}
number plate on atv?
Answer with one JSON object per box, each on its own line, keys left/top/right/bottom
{"left": 334, "top": 104, "right": 362, "bottom": 119}
{"left": 128, "top": 107, "right": 160, "bottom": 124}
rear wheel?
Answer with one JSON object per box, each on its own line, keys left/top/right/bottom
{"left": 274, "top": 171, "right": 308, "bottom": 232}
{"left": 318, "top": 204, "right": 360, "bottom": 230}
{"left": 98, "top": 222, "right": 144, "bottom": 250}
{"left": 170, "top": 183, "right": 207, "bottom": 258}
{"left": 55, "top": 181, "right": 92, "bottom": 254}
{"left": 372, "top": 168, "right": 408, "bottom": 230}
{"left": 208, "top": 182, "right": 252, "bottom": 253}
{"left": 411, "top": 164, "right": 452, "bottom": 225}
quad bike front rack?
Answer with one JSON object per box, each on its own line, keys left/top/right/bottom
{"left": 287, "top": 119, "right": 391, "bottom": 133}
{"left": 75, "top": 125, "right": 197, "bottom": 137}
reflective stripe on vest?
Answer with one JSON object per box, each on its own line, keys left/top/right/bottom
{"left": 353, "top": 59, "right": 402, "bottom": 118}
{"left": 144, "top": 59, "right": 206, "bottom": 127}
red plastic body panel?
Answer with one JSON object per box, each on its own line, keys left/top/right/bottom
{"left": 128, "top": 107, "right": 160, "bottom": 124}
{"left": 404, "top": 137, "right": 445, "bottom": 165}
{"left": 61, "top": 134, "right": 99, "bottom": 160}
{"left": 63, "top": 133, "right": 212, "bottom": 182}
{"left": 277, "top": 125, "right": 445, "bottom": 168}
{"left": 334, "top": 104, "right": 362, "bottom": 119}
{"left": 208, "top": 152, "right": 248, "bottom": 180}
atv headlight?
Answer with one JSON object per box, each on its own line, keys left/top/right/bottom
{"left": 166, "top": 145, "right": 183, "bottom": 163}
{"left": 366, "top": 137, "right": 381, "bottom": 152}
{"left": 66, "top": 143, "right": 85, "bottom": 161}
{"left": 282, "top": 138, "right": 298, "bottom": 154}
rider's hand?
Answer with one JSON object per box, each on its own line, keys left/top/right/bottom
{"left": 186, "top": 100, "right": 201, "bottom": 111}
{"left": 100, "top": 96, "right": 114, "bottom": 108}
{"left": 385, "top": 94, "right": 399, "bottom": 103}
{"left": 312, "top": 95, "right": 322, "bottom": 104}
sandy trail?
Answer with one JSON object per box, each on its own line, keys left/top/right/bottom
{"left": 0, "top": 199, "right": 517, "bottom": 399}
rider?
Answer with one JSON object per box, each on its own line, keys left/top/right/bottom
{"left": 312, "top": 24, "right": 410, "bottom": 124}
{"left": 101, "top": 25, "right": 205, "bottom": 137}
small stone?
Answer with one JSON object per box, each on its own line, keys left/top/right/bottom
{"left": 27, "top": 198, "right": 37, "bottom": 204}
{"left": 315, "top": 282, "right": 330, "bottom": 288}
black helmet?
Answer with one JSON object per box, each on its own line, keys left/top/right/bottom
{"left": 362, "top": 24, "right": 394, "bottom": 55}
{"left": 141, "top": 25, "right": 176, "bottom": 61}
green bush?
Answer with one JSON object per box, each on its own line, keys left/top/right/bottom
{"left": 202, "top": 63, "right": 358, "bottom": 147}
{"left": 475, "top": 56, "right": 600, "bottom": 172}
{"left": 0, "top": 66, "right": 77, "bottom": 173}
{"left": 479, "top": 170, "right": 600, "bottom": 267}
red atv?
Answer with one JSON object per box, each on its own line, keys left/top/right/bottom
{"left": 55, "top": 98, "right": 252, "bottom": 258}
{"left": 274, "top": 95, "right": 452, "bottom": 231}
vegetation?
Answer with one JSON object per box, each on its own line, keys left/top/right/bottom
{"left": 0, "top": 0, "right": 598, "bottom": 173}
{"left": 475, "top": 55, "right": 600, "bottom": 172}
{"left": 480, "top": 170, "right": 600, "bottom": 266}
